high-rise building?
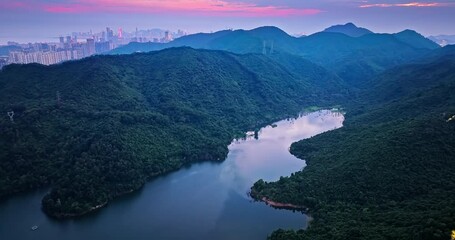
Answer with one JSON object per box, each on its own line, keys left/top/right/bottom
{"left": 66, "top": 36, "right": 72, "bottom": 44}
{"left": 118, "top": 28, "right": 123, "bottom": 39}
{"left": 7, "top": 41, "right": 19, "bottom": 46}
{"left": 40, "top": 43, "right": 50, "bottom": 52}
{"left": 86, "top": 38, "right": 96, "bottom": 56}
{"left": 101, "top": 31, "right": 106, "bottom": 42}
{"left": 161, "top": 31, "right": 172, "bottom": 43}
{"left": 59, "top": 37, "right": 64, "bottom": 44}
{"left": 176, "top": 30, "right": 187, "bottom": 38}
{"left": 95, "top": 41, "right": 111, "bottom": 53}
{"left": 106, "top": 27, "right": 114, "bottom": 41}
{"left": 9, "top": 50, "right": 73, "bottom": 65}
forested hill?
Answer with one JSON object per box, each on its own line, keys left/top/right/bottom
{"left": 0, "top": 47, "right": 346, "bottom": 218}
{"left": 251, "top": 49, "right": 455, "bottom": 240}
{"left": 109, "top": 25, "right": 439, "bottom": 87}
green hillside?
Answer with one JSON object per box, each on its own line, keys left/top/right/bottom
{"left": 0, "top": 47, "right": 345, "bottom": 218}
{"left": 110, "top": 26, "right": 439, "bottom": 87}
{"left": 298, "top": 32, "right": 438, "bottom": 86}
{"left": 251, "top": 52, "right": 455, "bottom": 240}
{"left": 394, "top": 30, "right": 440, "bottom": 50}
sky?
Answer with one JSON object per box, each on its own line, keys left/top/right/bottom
{"left": 0, "top": 0, "right": 454, "bottom": 44}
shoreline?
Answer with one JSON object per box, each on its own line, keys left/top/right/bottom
{"left": 41, "top": 112, "right": 304, "bottom": 218}
{"left": 48, "top": 201, "right": 108, "bottom": 219}
{"left": 46, "top": 189, "right": 136, "bottom": 219}
{"left": 261, "top": 197, "right": 308, "bottom": 211}
{"left": 42, "top": 109, "right": 337, "bottom": 219}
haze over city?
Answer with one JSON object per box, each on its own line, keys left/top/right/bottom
{"left": 1, "top": 0, "right": 455, "bottom": 44}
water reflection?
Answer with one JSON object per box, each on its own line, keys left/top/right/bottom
{"left": 0, "top": 110, "right": 344, "bottom": 240}
{"left": 225, "top": 110, "right": 344, "bottom": 195}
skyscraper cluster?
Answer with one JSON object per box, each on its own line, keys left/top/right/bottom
{"left": 8, "top": 36, "right": 112, "bottom": 65}
{"left": 8, "top": 30, "right": 117, "bottom": 66}
{"left": 3, "top": 27, "right": 188, "bottom": 67}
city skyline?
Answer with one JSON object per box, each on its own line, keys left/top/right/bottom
{"left": 1, "top": 27, "right": 185, "bottom": 45}
{"left": 1, "top": 0, "right": 455, "bottom": 45}
{"left": 3, "top": 27, "right": 183, "bottom": 67}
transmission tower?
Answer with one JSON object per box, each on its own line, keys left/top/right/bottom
{"left": 56, "top": 91, "right": 61, "bottom": 108}
{"left": 262, "top": 40, "right": 266, "bottom": 55}
{"left": 7, "top": 111, "right": 14, "bottom": 123}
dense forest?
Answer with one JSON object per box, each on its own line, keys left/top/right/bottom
{"left": 251, "top": 49, "right": 455, "bottom": 240}
{"left": 1, "top": 24, "right": 454, "bottom": 240}
{"left": 0, "top": 47, "right": 346, "bottom": 217}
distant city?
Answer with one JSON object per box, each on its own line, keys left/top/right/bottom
{"left": 0, "top": 27, "right": 188, "bottom": 68}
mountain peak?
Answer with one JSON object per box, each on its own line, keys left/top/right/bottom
{"left": 251, "top": 26, "right": 283, "bottom": 31}
{"left": 323, "top": 23, "right": 373, "bottom": 37}
{"left": 396, "top": 29, "right": 419, "bottom": 35}
{"left": 248, "top": 26, "right": 292, "bottom": 39}
{"left": 394, "top": 29, "right": 440, "bottom": 49}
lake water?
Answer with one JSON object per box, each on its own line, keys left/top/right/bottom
{"left": 0, "top": 110, "right": 344, "bottom": 240}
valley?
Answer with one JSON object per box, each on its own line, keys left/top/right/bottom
{"left": 1, "top": 23, "right": 454, "bottom": 240}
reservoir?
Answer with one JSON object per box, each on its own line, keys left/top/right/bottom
{"left": 0, "top": 110, "right": 344, "bottom": 240}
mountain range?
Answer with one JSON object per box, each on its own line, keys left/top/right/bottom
{"left": 110, "top": 24, "right": 439, "bottom": 86}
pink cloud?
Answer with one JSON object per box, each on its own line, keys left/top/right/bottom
{"left": 0, "top": 1, "right": 29, "bottom": 9}
{"left": 1, "top": 0, "right": 322, "bottom": 17}
{"left": 43, "top": 4, "right": 93, "bottom": 13}
{"left": 359, "top": 2, "right": 452, "bottom": 8}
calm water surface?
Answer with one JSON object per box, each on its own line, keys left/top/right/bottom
{"left": 0, "top": 110, "right": 344, "bottom": 240}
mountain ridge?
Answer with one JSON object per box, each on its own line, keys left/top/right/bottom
{"left": 322, "top": 22, "right": 374, "bottom": 37}
{"left": 110, "top": 25, "right": 439, "bottom": 86}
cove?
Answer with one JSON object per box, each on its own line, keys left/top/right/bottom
{"left": 0, "top": 110, "right": 344, "bottom": 240}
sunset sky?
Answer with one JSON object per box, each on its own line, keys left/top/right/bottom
{"left": 1, "top": 0, "right": 454, "bottom": 43}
